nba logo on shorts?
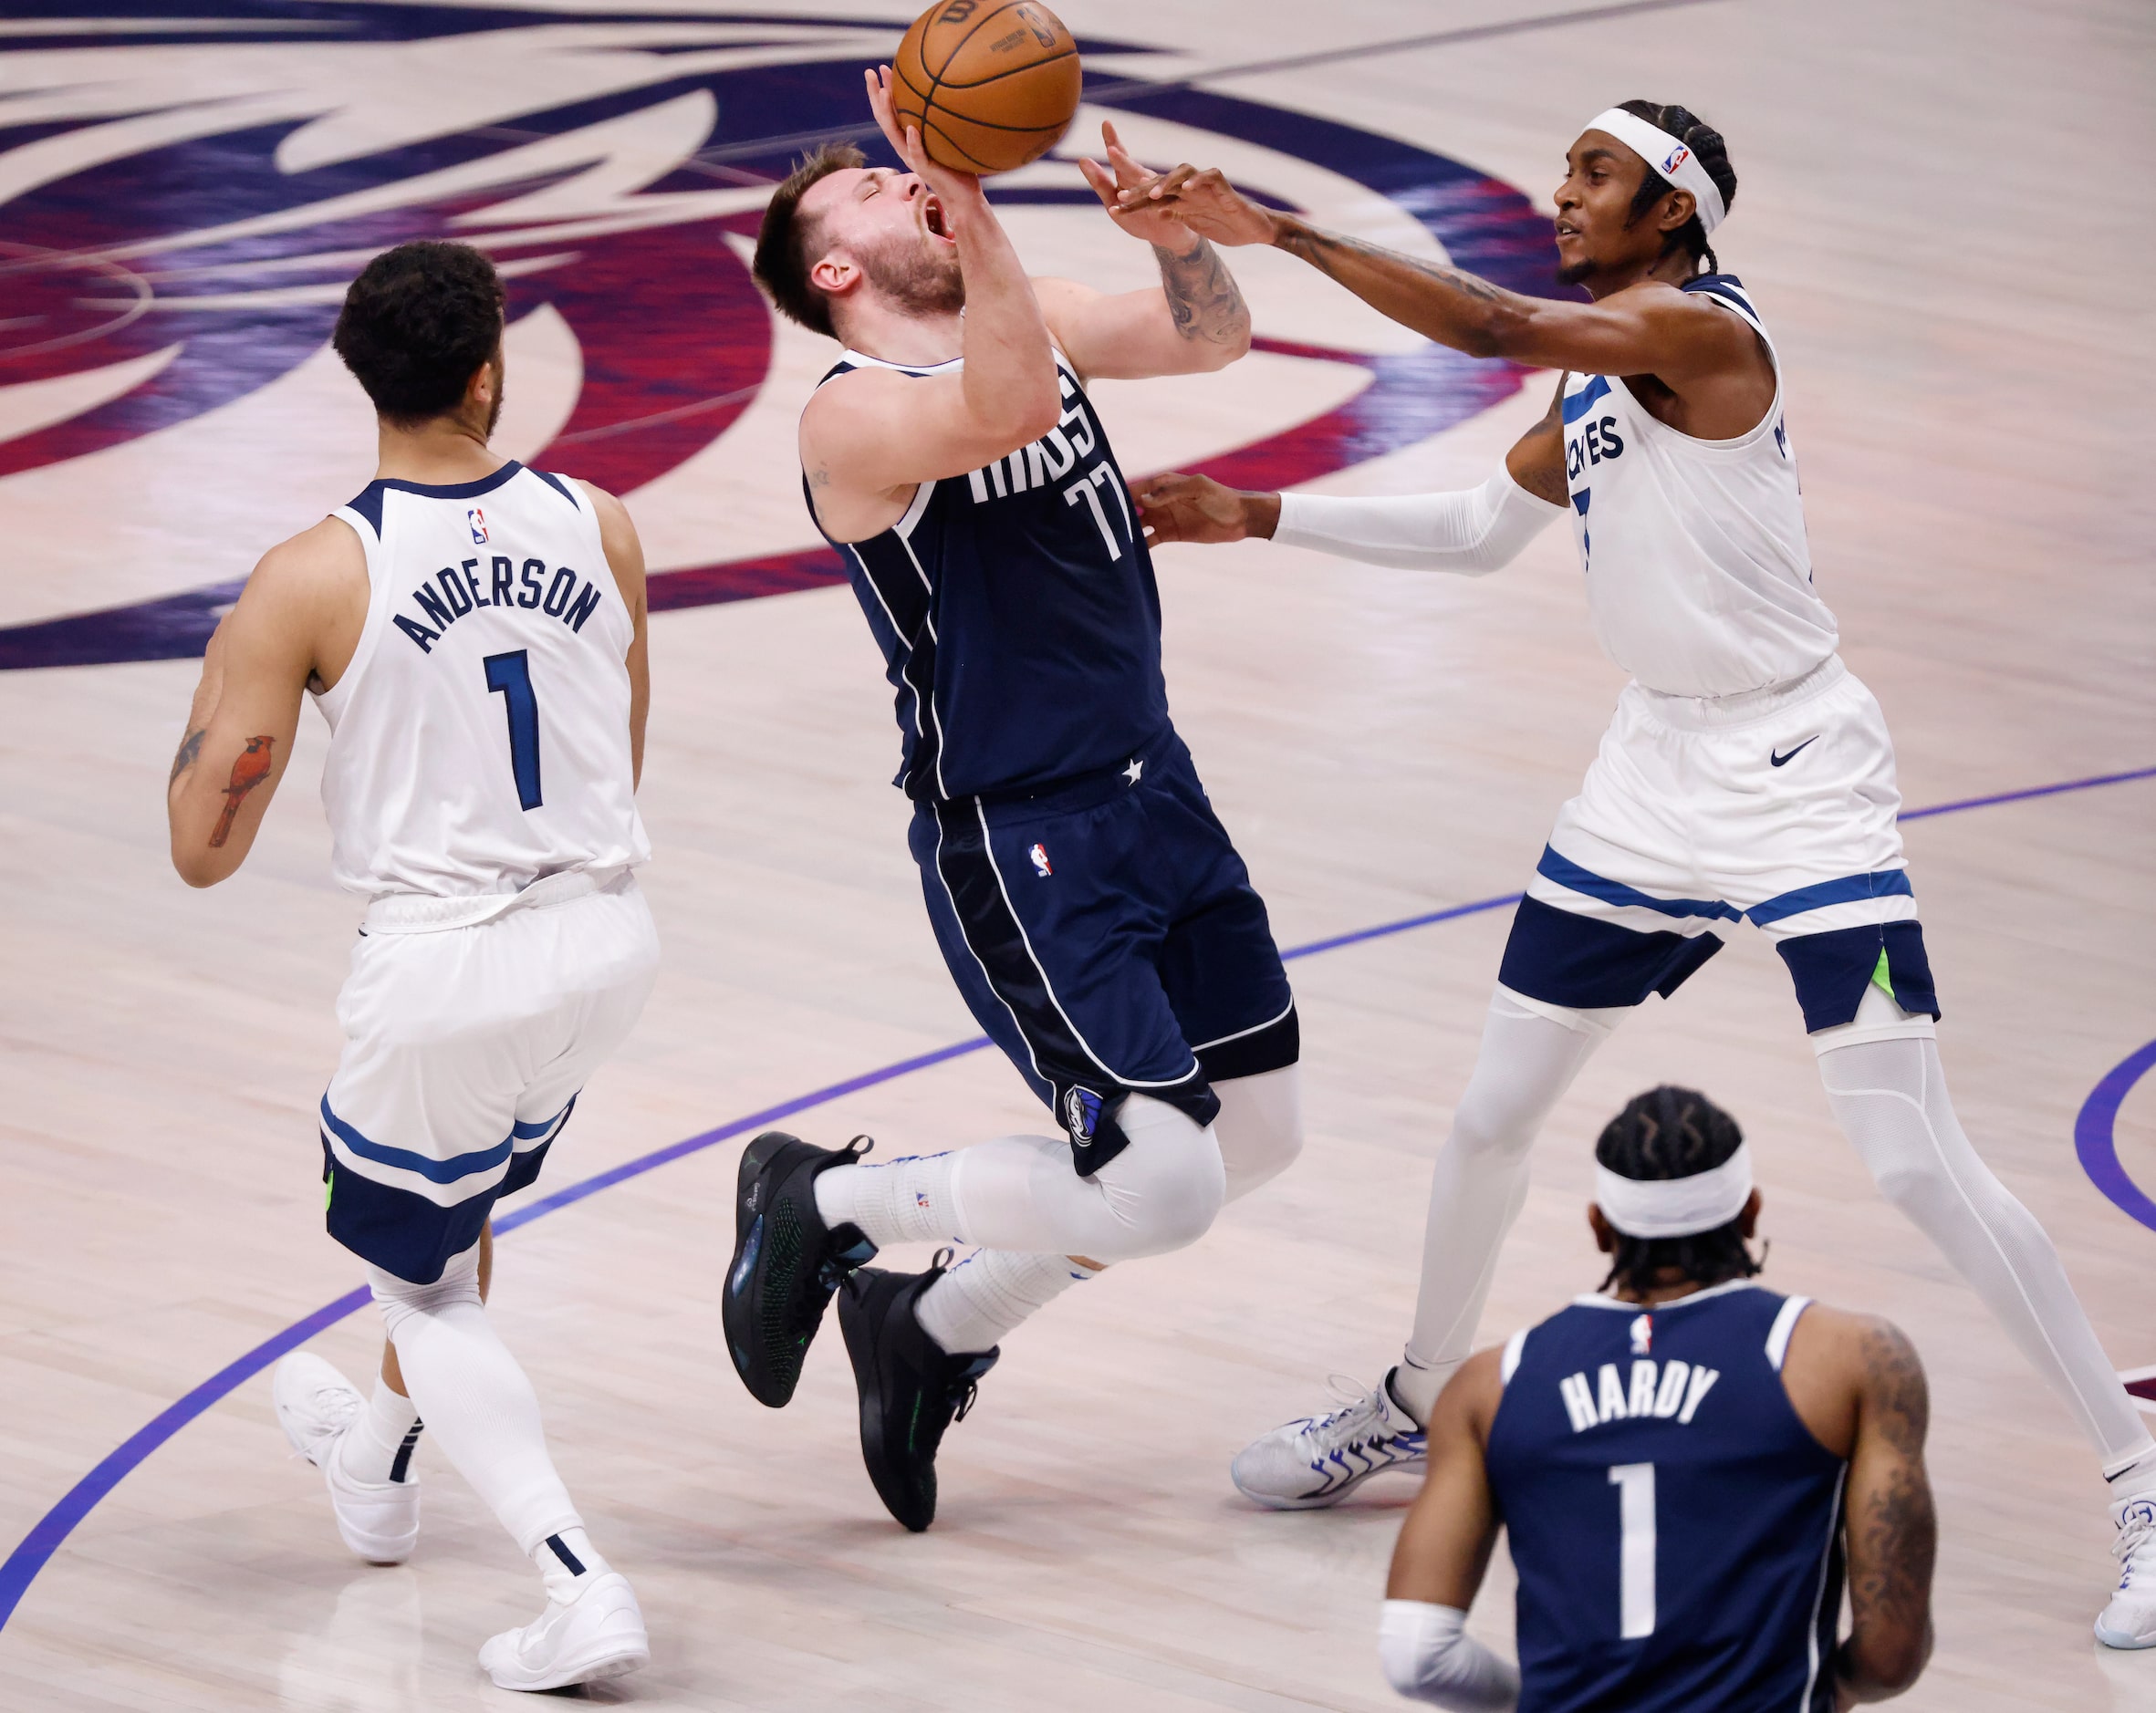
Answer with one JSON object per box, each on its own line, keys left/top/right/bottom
{"left": 467, "top": 507, "right": 489, "bottom": 545}
{"left": 1662, "top": 143, "right": 1691, "bottom": 174}
{"left": 1062, "top": 1085, "right": 1101, "bottom": 1142}
{"left": 1029, "top": 842, "right": 1052, "bottom": 877}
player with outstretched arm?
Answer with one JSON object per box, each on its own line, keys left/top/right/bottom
{"left": 1126, "top": 99, "right": 2156, "bottom": 1644}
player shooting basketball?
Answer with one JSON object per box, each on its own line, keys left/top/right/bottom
{"left": 725, "top": 71, "right": 1307, "bottom": 1532}
{"left": 1126, "top": 100, "right": 2156, "bottom": 1646}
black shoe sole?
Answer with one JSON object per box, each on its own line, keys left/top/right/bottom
{"left": 722, "top": 1132, "right": 872, "bottom": 1408}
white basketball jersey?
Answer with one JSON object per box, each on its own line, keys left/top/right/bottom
{"left": 315, "top": 462, "right": 650, "bottom": 900}
{"left": 1561, "top": 277, "right": 1838, "bottom": 698}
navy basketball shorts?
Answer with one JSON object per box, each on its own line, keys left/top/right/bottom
{"left": 910, "top": 729, "right": 1297, "bottom": 1176}
{"left": 1496, "top": 657, "right": 1942, "bottom": 1032}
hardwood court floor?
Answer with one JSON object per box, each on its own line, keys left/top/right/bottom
{"left": 1, "top": 1, "right": 2151, "bottom": 1708}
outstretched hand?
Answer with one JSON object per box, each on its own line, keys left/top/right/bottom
{"left": 1132, "top": 472, "right": 1264, "bottom": 545}
{"left": 863, "top": 66, "right": 986, "bottom": 214}
{"left": 1078, "top": 121, "right": 1197, "bottom": 249}
{"left": 1113, "top": 162, "right": 1280, "bottom": 248}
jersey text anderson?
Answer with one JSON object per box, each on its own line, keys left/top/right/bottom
{"left": 394, "top": 555, "right": 606, "bottom": 654}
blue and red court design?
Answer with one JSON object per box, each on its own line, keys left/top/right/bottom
{"left": 0, "top": 2, "right": 1560, "bottom": 669}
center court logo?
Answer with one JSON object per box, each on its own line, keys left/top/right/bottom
{"left": 0, "top": 4, "right": 1566, "bottom": 670}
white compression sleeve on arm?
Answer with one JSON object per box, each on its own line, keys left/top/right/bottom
{"left": 1273, "top": 466, "right": 1565, "bottom": 575}
{"left": 1379, "top": 1602, "right": 1519, "bottom": 1709}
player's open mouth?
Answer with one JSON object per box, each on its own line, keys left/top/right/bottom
{"left": 922, "top": 196, "right": 951, "bottom": 241}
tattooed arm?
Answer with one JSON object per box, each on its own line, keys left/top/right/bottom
{"left": 1118, "top": 165, "right": 1755, "bottom": 389}
{"left": 1834, "top": 1318, "right": 1936, "bottom": 1706}
{"left": 1034, "top": 120, "right": 1252, "bottom": 383}
{"left": 167, "top": 516, "right": 367, "bottom": 887}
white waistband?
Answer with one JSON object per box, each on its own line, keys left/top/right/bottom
{"left": 362, "top": 866, "right": 629, "bottom": 935}
{"left": 1636, "top": 653, "right": 1845, "bottom": 731}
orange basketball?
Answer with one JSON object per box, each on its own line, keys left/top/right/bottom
{"left": 891, "top": 0, "right": 1081, "bottom": 175}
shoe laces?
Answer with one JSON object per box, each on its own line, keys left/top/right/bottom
{"left": 2114, "top": 1496, "right": 2156, "bottom": 1573}
{"left": 1296, "top": 1375, "right": 1393, "bottom": 1448}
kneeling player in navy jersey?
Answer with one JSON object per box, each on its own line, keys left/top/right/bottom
{"left": 723, "top": 72, "right": 1296, "bottom": 1529}
{"left": 1383, "top": 1089, "right": 1933, "bottom": 1711}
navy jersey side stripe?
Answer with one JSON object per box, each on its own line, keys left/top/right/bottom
{"left": 1800, "top": 1469, "right": 1849, "bottom": 1712}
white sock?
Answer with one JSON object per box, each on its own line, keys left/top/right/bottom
{"left": 1821, "top": 1032, "right": 2156, "bottom": 1465}
{"left": 914, "top": 1250, "right": 1095, "bottom": 1355}
{"left": 1396, "top": 988, "right": 1619, "bottom": 1423}
{"left": 334, "top": 1376, "right": 422, "bottom": 1486}
{"left": 815, "top": 1154, "right": 961, "bottom": 1246}
{"left": 2107, "top": 1446, "right": 2156, "bottom": 1500}
{"left": 532, "top": 1524, "right": 610, "bottom": 1602}
{"left": 368, "top": 1254, "right": 584, "bottom": 1569}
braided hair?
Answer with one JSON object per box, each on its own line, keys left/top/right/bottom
{"left": 1614, "top": 99, "right": 1737, "bottom": 275}
{"left": 1595, "top": 1085, "right": 1762, "bottom": 1295}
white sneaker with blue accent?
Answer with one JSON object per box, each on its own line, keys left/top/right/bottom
{"left": 2096, "top": 1492, "right": 2156, "bottom": 1648}
{"left": 1230, "top": 1371, "right": 1429, "bottom": 1510}
{"left": 273, "top": 1351, "right": 421, "bottom": 1566}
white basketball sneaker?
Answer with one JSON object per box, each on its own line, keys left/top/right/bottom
{"left": 2095, "top": 1491, "right": 2156, "bottom": 1648}
{"left": 273, "top": 1351, "right": 421, "bottom": 1566}
{"left": 478, "top": 1573, "right": 651, "bottom": 1692}
{"left": 1230, "top": 1371, "right": 1429, "bottom": 1510}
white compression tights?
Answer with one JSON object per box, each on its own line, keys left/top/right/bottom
{"left": 820, "top": 1068, "right": 1305, "bottom": 1354}
{"left": 1817, "top": 1025, "right": 2153, "bottom": 1466}
{"left": 1394, "top": 981, "right": 2152, "bottom": 1467}
{"left": 368, "top": 1247, "right": 584, "bottom": 1558}
{"left": 1395, "top": 989, "right": 1620, "bottom": 1420}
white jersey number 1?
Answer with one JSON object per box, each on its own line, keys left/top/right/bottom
{"left": 1609, "top": 1462, "right": 1657, "bottom": 1639}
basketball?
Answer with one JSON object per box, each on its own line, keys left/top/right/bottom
{"left": 891, "top": 0, "right": 1081, "bottom": 175}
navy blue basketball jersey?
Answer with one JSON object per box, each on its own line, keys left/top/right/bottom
{"left": 1484, "top": 1282, "right": 1847, "bottom": 1713}
{"left": 807, "top": 349, "right": 1172, "bottom": 801}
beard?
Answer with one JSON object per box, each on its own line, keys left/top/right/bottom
{"left": 858, "top": 229, "right": 964, "bottom": 317}
{"left": 484, "top": 357, "right": 505, "bottom": 436}
{"left": 1557, "top": 255, "right": 1598, "bottom": 286}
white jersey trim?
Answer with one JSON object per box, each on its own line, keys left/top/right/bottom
{"left": 1765, "top": 1294, "right": 1812, "bottom": 1372}
{"left": 1500, "top": 1328, "right": 1528, "bottom": 1386}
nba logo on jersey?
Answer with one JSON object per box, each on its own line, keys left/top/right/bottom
{"left": 467, "top": 507, "right": 489, "bottom": 545}
{"left": 1662, "top": 143, "right": 1691, "bottom": 173}
{"left": 1029, "top": 842, "right": 1052, "bottom": 877}
{"left": 1630, "top": 1314, "right": 1652, "bottom": 1355}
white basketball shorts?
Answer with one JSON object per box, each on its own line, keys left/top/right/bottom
{"left": 1496, "top": 654, "right": 1941, "bottom": 1032}
{"left": 320, "top": 870, "right": 660, "bottom": 1283}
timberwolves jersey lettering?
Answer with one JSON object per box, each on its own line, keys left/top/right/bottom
{"left": 808, "top": 348, "right": 1172, "bottom": 800}
{"left": 1485, "top": 1282, "right": 1847, "bottom": 1712}
{"left": 318, "top": 462, "right": 650, "bottom": 899}
{"left": 1561, "top": 275, "right": 1838, "bottom": 699}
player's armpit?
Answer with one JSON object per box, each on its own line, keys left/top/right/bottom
{"left": 577, "top": 481, "right": 650, "bottom": 790}
{"left": 800, "top": 363, "right": 1060, "bottom": 542}
{"left": 1505, "top": 376, "right": 1571, "bottom": 507}
{"left": 1834, "top": 1317, "right": 1935, "bottom": 1706}
{"left": 167, "top": 520, "right": 361, "bottom": 887}
{"left": 1387, "top": 1351, "right": 1505, "bottom": 1610}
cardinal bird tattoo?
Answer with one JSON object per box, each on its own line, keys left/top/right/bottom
{"left": 210, "top": 736, "right": 275, "bottom": 847}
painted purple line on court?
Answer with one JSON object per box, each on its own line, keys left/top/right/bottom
{"left": 1900, "top": 764, "right": 2156, "bottom": 822}
{"left": 2073, "top": 1039, "right": 2156, "bottom": 1237}
{"left": 0, "top": 761, "right": 2148, "bottom": 1635}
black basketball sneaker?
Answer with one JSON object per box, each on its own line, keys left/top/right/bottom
{"left": 838, "top": 1254, "right": 999, "bottom": 1532}
{"left": 723, "top": 1131, "right": 878, "bottom": 1408}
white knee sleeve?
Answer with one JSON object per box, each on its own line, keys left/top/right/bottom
{"left": 1213, "top": 1063, "right": 1303, "bottom": 1202}
{"left": 945, "top": 1094, "right": 1225, "bottom": 1262}
{"left": 1821, "top": 1033, "right": 2152, "bottom": 1463}
{"left": 1398, "top": 986, "right": 1620, "bottom": 1420}
{"left": 366, "top": 1246, "right": 484, "bottom": 1341}
{"left": 367, "top": 1245, "right": 583, "bottom": 1556}
{"left": 1379, "top": 1602, "right": 1519, "bottom": 1709}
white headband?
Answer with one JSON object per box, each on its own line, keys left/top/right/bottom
{"left": 1585, "top": 108, "right": 1726, "bottom": 235}
{"left": 1595, "top": 1142, "right": 1754, "bottom": 1239}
